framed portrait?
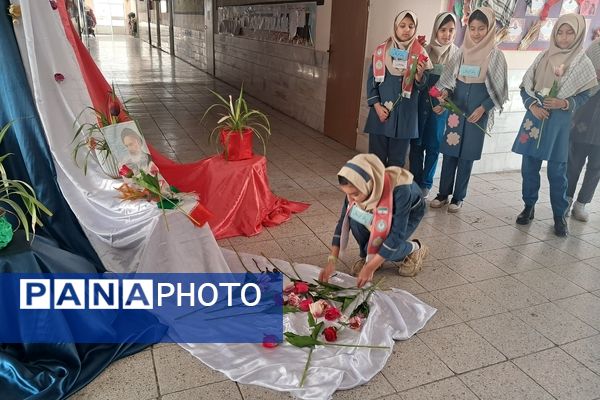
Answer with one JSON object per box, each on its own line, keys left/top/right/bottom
{"left": 102, "top": 121, "right": 152, "bottom": 174}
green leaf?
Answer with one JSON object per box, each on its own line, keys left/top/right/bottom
{"left": 311, "top": 321, "right": 324, "bottom": 340}
{"left": 284, "top": 332, "right": 319, "bottom": 348}
{"left": 283, "top": 305, "right": 301, "bottom": 314}
{"left": 307, "top": 310, "right": 316, "bottom": 328}
{"left": 342, "top": 296, "right": 355, "bottom": 312}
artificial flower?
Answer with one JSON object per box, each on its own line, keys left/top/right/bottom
{"left": 324, "top": 307, "right": 341, "bottom": 321}
{"left": 447, "top": 113, "right": 460, "bottom": 129}
{"left": 322, "top": 326, "right": 338, "bottom": 342}
{"left": 446, "top": 132, "right": 461, "bottom": 146}
{"left": 519, "top": 132, "right": 529, "bottom": 144}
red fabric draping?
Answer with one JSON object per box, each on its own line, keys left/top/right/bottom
{"left": 57, "top": 1, "right": 309, "bottom": 238}
{"left": 155, "top": 155, "right": 309, "bottom": 239}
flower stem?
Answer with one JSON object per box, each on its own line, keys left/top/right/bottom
{"left": 299, "top": 348, "right": 314, "bottom": 387}
{"left": 322, "top": 343, "right": 390, "bottom": 349}
{"left": 537, "top": 119, "right": 544, "bottom": 149}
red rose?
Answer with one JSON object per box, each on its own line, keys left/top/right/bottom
{"left": 417, "top": 35, "right": 427, "bottom": 45}
{"left": 429, "top": 86, "right": 442, "bottom": 98}
{"left": 262, "top": 334, "right": 279, "bottom": 348}
{"left": 54, "top": 73, "right": 65, "bottom": 83}
{"left": 294, "top": 281, "right": 309, "bottom": 294}
{"left": 324, "top": 307, "right": 341, "bottom": 321}
{"left": 418, "top": 53, "right": 429, "bottom": 63}
{"left": 119, "top": 164, "right": 134, "bottom": 178}
{"left": 322, "top": 327, "right": 338, "bottom": 342}
{"left": 299, "top": 298, "right": 313, "bottom": 312}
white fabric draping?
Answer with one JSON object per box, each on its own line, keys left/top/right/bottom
{"left": 11, "top": 0, "right": 227, "bottom": 273}
{"left": 178, "top": 249, "right": 437, "bottom": 400}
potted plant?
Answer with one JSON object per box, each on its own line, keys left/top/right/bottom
{"left": 0, "top": 122, "right": 52, "bottom": 248}
{"left": 202, "top": 86, "right": 271, "bottom": 161}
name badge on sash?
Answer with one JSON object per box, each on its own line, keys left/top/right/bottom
{"left": 390, "top": 48, "right": 408, "bottom": 70}
{"left": 432, "top": 63, "right": 444, "bottom": 76}
{"left": 349, "top": 206, "right": 374, "bottom": 228}
{"left": 459, "top": 64, "right": 481, "bottom": 78}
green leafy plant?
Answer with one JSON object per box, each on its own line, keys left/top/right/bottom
{"left": 201, "top": 85, "right": 271, "bottom": 158}
{"left": 0, "top": 122, "right": 52, "bottom": 241}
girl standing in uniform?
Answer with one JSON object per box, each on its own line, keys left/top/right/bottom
{"left": 429, "top": 7, "right": 508, "bottom": 212}
{"left": 409, "top": 12, "right": 458, "bottom": 198}
{"left": 364, "top": 10, "right": 433, "bottom": 167}
{"left": 512, "top": 14, "right": 596, "bottom": 236}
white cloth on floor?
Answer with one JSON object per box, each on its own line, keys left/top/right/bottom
{"left": 177, "top": 249, "right": 436, "bottom": 400}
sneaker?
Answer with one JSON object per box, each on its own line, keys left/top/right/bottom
{"left": 429, "top": 195, "right": 449, "bottom": 208}
{"left": 421, "top": 187, "right": 430, "bottom": 199}
{"left": 350, "top": 258, "right": 366, "bottom": 276}
{"left": 566, "top": 197, "right": 573, "bottom": 217}
{"left": 572, "top": 201, "right": 590, "bottom": 222}
{"left": 447, "top": 198, "right": 463, "bottom": 213}
{"left": 398, "top": 240, "right": 428, "bottom": 277}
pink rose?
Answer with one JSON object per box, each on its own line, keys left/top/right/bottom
{"left": 348, "top": 316, "right": 363, "bottom": 330}
{"left": 324, "top": 307, "right": 341, "bottom": 321}
{"left": 308, "top": 300, "right": 329, "bottom": 318}
{"left": 286, "top": 292, "right": 301, "bottom": 307}
{"left": 283, "top": 283, "right": 295, "bottom": 294}
{"left": 429, "top": 86, "right": 442, "bottom": 98}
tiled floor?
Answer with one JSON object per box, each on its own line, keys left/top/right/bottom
{"left": 74, "top": 35, "right": 600, "bottom": 400}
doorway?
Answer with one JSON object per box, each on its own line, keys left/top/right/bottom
{"left": 323, "top": 0, "right": 369, "bottom": 149}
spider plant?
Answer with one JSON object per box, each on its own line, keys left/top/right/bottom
{"left": 0, "top": 121, "right": 52, "bottom": 241}
{"left": 201, "top": 85, "right": 271, "bottom": 158}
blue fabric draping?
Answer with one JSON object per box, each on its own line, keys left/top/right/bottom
{"left": 0, "top": 231, "right": 166, "bottom": 400}
{"left": 0, "top": 0, "right": 102, "bottom": 268}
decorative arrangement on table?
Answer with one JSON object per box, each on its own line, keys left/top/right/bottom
{"left": 0, "top": 121, "right": 52, "bottom": 249}
{"left": 254, "top": 253, "right": 389, "bottom": 388}
{"left": 72, "top": 86, "right": 211, "bottom": 227}
{"left": 201, "top": 86, "right": 271, "bottom": 161}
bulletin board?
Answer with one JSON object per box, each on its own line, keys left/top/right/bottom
{"left": 452, "top": 0, "right": 600, "bottom": 50}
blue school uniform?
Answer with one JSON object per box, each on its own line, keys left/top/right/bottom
{"left": 438, "top": 80, "right": 494, "bottom": 201}
{"left": 365, "top": 64, "right": 428, "bottom": 167}
{"left": 512, "top": 88, "right": 591, "bottom": 216}
{"left": 332, "top": 182, "right": 425, "bottom": 261}
{"left": 409, "top": 72, "right": 448, "bottom": 190}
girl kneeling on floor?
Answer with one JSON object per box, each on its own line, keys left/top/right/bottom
{"left": 512, "top": 13, "right": 597, "bottom": 237}
{"left": 319, "top": 154, "right": 428, "bottom": 288}
{"left": 429, "top": 7, "right": 508, "bottom": 212}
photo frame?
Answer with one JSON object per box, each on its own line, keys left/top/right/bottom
{"left": 102, "top": 121, "right": 152, "bottom": 174}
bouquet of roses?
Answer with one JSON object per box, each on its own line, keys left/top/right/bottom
{"left": 258, "top": 255, "right": 388, "bottom": 387}
{"left": 428, "top": 86, "right": 490, "bottom": 136}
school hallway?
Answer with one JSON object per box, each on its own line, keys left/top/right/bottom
{"left": 69, "top": 34, "right": 600, "bottom": 400}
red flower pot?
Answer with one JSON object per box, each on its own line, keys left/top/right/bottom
{"left": 219, "top": 128, "right": 253, "bottom": 161}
